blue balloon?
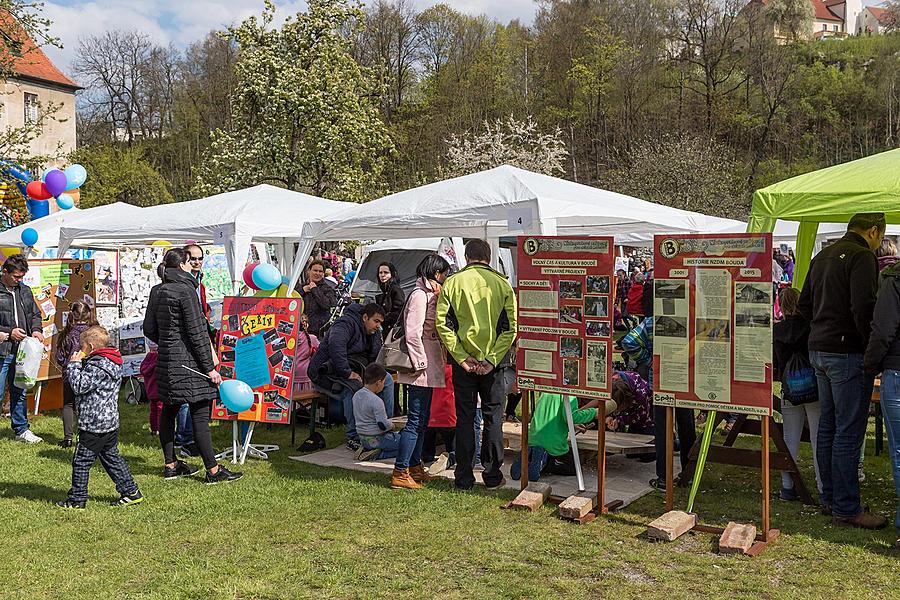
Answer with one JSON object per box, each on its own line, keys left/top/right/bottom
{"left": 25, "top": 198, "right": 49, "bottom": 220}
{"left": 21, "top": 227, "right": 38, "bottom": 247}
{"left": 64, "top": 164, "right": 87, "bottom": 191}
{"left": 281, "top": 275, "right": 291, "bottom": 287}
{"left": 56, "top": 194, "right": 74, "bottom": 210}
{"left": 252, "top": 263, "right": 281, "bottom": 290}
{"left": 220, "top": 379, "right": 254, "bottom": 413}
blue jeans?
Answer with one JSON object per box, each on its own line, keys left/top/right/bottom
{"left": 361, "top": 431, "right": 401, "bottom": 460}
{"left": 810, "top": 351, "right": 872, "bottom": 517}
{"left": 1, "top": 354, "right": 28, "bottom": 435}
{"left": 341, "top": 373, "right": 394, "bottom": 440}
{"left": 880, "top": 369, "right": 900, "bottom": 531}
{"left": 395, "top": 385, "right": 432, "bottom": 470}
{"left": 510, "top": 447, "right": 549, "bottom": 482}
{"left": 175, "top": 403, "right": 195, "bottom": 446}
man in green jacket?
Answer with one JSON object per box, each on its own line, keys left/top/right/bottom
{"left": 436, "top": 239, "right": 517, "bottom": 490}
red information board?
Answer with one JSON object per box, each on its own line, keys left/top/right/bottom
{"left": 213, "top": 296, "right": 304, "bottom": 424}
{"left": 652, "top": 233, "right": 773, "bottom": 416}
{"left": 516, "top": 236, "right": 616, "bottom": 399}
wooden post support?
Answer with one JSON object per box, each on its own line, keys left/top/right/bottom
{"left": 761, "top": 415, "right": 770, "bottom": 541}
{"left": 665, "top": 405, "right": 674, "bottom": 512}
{"left": 719, "top": 522, "right": 757, "bottom": 555}
{"left": 597, "top": 399, "right": 607, "bottom": 514}
{"left": 559, "top": 493, "right": 597, "bottom": 521}
{"left": 520, "top": 390, "right": 531, "bottom": 492}
{"left": 505, "top": 482, "right": 552, "bottom": 512}
{"left": 647, "top": 510, "right": 697, "bottom": 542}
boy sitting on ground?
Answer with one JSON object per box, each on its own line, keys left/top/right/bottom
{"left": 352, "top": 364, "right": 400, "bottom": 462}
{"left": 56, "top": 325, "right": 143, "bottom": 509}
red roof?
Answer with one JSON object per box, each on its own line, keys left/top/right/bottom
{"left": 0, "top": 13, "right": 79, "bottom": 90}
{"left": 868, "top": 6, "right": 890, "bottom": 24}
{"left": 811, "top": 0, "right": 843, "bottom": 22}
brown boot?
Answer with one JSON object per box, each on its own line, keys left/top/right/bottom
{"left": 833, "top": 510, "right": 887, "bottom": 530}
{"left": 390, "top": 468, "right": 423, "bottom": 490}
{"left": 409, "top": 464, "right": 435, "bottom": 483}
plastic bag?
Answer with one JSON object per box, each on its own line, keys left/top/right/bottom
{"left": 14, "top": 337, "right": 44, "bottom": 390}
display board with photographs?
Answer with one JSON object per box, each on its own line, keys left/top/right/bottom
{"left": 652, "top": 233, "right": 773, "bottom": 416}
{"left": 212, "top": 296, "right": 304, "bottom": 424}
{"left": 516, "top": 236, "right": 615, "bottom": 399}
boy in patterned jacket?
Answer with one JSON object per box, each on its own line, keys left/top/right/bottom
{"left": 56, "top": 326, "right": 143, "bottom": 509}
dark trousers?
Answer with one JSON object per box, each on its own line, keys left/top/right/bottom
{"left": 61, "top": 381, "right": 76, "bottom": 440}
{"left": 654, "top": 405, "right": 697, "bottom": 480}
{"left": 67, "top": 430, "right": 138, "bottom": 503}
{"left": 452, "top": 362, "right": 505, "bottom": 489}
{"left": 160, "top": 401, "right": 217, "bottom": 470}
{"left": 423, "top": 427, "right": 456, "bottom": 464}
{"left": 505, "top": 393, "right": 521, "bottom": 418}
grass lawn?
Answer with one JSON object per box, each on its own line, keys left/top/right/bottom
{"left": 1, "top": 404, "right": 898, "bottom": 600}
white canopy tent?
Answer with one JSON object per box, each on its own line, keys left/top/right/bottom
{"left": 0, "top": 203, "right": 145, "bottom": 250}
{"left": 56, "top": 184, "right": 349, "bottom": 290}
{"left": 288, "top": 165, "right": 745, "bottom": 288}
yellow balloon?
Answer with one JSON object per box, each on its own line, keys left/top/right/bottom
{"left": 0, "top": 247, "right": 19, "bottom": 257}
{"left": 151, "top": 240, "right": 172, "bottom": 248}
{"left": 252, "top": 283, "right": 301, "bottom": 299}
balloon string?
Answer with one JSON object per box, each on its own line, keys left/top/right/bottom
{"left": 181, "top": 365, "right": 211, "bottom": 380}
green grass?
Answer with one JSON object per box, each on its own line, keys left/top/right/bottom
{"left": 1, "top": 405, "right": 898, "bottom": 600}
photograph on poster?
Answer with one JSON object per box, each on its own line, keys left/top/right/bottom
{"left": 560, "top": 337, "right": 583, "bottom": 358}
{"left": 655, "top": 280, "right": 686, "bottom": 299}
{"left": 281, "top": 355, "right": 294, "bottom": 373}
{"left": 222, "top": 334, "right": 238, "bottom": 348}
{"left": 586, "top": 275, "right": 610, "bottom": 294}
{"left": 656, "top": 316, "right": 687, "bottom": 338}
{"left": 696, "top": 318, "right": 731, "bottom": 341}
{"left": 583, "top": 295, "right": 608, "bottom": 318}
{"left": 736, "top": 311, "right": 772, "bottom": 328}
{"left": 563, "top": 359, "right": 580, "bottom": 386}
{"left": 219, "top": 365, "right": 234, "bottom": 379}
{"left": 559, "top": 280, "right": 583, "bottom": 299}
{"left": 585, "top": 321, "right": 610, "bottom": 338}
{"left": 586, "top": 342, "right": 607, "bottom": 388}
{"left": 735, "top": 283, "right": 771, "bottom": 304}
{"left": 119, "top": 337, "right": 145, "bottom": 356}
{"left": 560, "top": 306, "right": 583, "bottom": 324}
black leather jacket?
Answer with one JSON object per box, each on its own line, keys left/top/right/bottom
{"left": 0, "top": 281, "right": 42, "bottom": 357}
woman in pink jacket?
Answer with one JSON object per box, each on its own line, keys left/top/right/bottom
{"left": 390, "top": 254, "right": 452, "bottom": 490}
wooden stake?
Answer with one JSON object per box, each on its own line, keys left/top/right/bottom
{"left": 520, "top": 390, "right": 531, "bottom": 492}
{"left": 597, "top": 399, "right": 606, "bottom": 512}
{"left": 665, "top": 405, "right": 674, "bottom": 511}
{"left": 761, "top": 414, "right": 770, "bottom": 542}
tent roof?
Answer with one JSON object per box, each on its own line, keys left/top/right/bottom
{"left": 300, "top": 165, "right": 744, "bottom": 244}
{"left": 0, "top": 203, "right": 144, "bottom": 249}
{"left": 751, "top": 148, "right": 900, "bottom": 224}
{"left": 58, "top": 184, "right": 347, "bottom": 248}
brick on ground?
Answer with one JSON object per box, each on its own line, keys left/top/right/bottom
{"left": 719, "top": 522, "right": 757, "bottom": 555}
{"left": 646, "top": 510, "right": 697, "bottom": 542}
{"left": 508, "top": 482, "right": 552, "bottom": 511}
{"left": 558, "top": 493, "right": 597, "bottom": 520}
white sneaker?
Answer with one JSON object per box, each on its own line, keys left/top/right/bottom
{"left": 428, "top": 452, "right": 450, "bottom": 475}
{"left": 16, "top": 430, "right": 43, "bottom": 444}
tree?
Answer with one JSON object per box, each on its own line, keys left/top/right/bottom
{"left": 68, "top": 144, "right": 174, "bottom": 207}
{"left": 881, "top": 1, "right": 900, "bottom": 33}
{"left": 763, "top": 0, "right": 814, "bottom": 41}
{"left": 194, "top": 0, "right": 393, "bottom": 201}
{"left": 444, "top": 115, "right": 568, "bottom": 177}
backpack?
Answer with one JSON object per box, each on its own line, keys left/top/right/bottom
{"left": 782, "top": 352, "right": 818, "bottom": 405}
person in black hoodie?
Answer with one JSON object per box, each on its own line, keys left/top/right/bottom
{"left": 375, "top": 261, "right": 405, "bottom": 335}
{"left": 773, "top": 287, "right": 821, "bottom": 502}
{"left": 308, "top": 303, "right": 393, "bottom": 448}
{"left": 300, "top": 259, "right": 337, "bottom": 337}
{"left": 144, "top": 247, "right": 242, "bottom": 485}
{"left": 798, "top": 212, "right": 886, "bottom": 529}
{"left": 865, "top": 258, "right": 900, "bottom": 545}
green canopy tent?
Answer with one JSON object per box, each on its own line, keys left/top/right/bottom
{"left": 748, "top": 148, "right": 900, "bottom": 288}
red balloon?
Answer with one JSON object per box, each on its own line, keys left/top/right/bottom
{"left": 26, "top": 181, "right": 52, "bottom": 200}
{"left": 242, "top": 263, "right": 260, "bottom": 290}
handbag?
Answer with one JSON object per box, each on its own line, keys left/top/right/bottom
{"left": 376, "top": 293, "right": 416, "bottom": 374}
{"left": 783, "top": 352, "right": 818, "bottom": 406}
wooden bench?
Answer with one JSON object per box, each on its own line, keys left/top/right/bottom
{"left": 291, "top": 389, "right": 326, "bottom": 446}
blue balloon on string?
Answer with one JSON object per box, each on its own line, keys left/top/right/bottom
{"left": 56, "top": 194, "right": 74, "bottom": 210}
{"left": 251, "top": 263, "right": 281, "bottom": 290}
{"left": 220, "top": 379, "right": 254, "bottom": 413}
{"left": 21, "top": 227, "right": 38, "bottom": 247}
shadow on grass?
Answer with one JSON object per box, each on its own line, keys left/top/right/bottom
{"left": 36, "top": 446, "right": 159, "bottom": 477}
{"left": 0, "top": 480, "right": 119, "bottom": 505}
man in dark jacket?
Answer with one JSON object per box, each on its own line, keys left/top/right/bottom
{"left": 308, "top": 303, "right": 392, "bottom": 447}
{"left": 798, "top": 212, "right": 886, "bottom": 529}
{"left": 0, "top": 254, "right": 44, "bottom": 443}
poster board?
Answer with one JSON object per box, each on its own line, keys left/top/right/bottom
{"left": 212, "top": 295, "right": 304, "bottom": 424}
{"left": 515, "top": 236, "right": 616, "bottom": 399}
{"left": 652, "top": 234, "right": 773, "bottom": 416}
{"left": 23, "top": 259, "right": 96, "bottom": 381}
{"left": 90, "top": 250, "right": 119, "bottom": 306}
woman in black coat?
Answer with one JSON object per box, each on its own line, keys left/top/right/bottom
{"left": 375, "top": 261, "right": 405, "bottom": 334}
{"left": 301, "top": 259, "right": 336, "bottom": 336}
{"left": 144, "top": 247, "right": 241, "bottom": 484}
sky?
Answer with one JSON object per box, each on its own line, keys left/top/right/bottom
{"left": 40, "top": 0, "right": 539, "bottom": 80}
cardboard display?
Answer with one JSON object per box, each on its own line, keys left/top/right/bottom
{"left": 23, "top": 259, "right": 96, "bottom": 381}
{"left": 213, "top": 295, "right": 304, "bottom": 424}
{"left": 515, "top": 236, "right": 616, "bottom": 399}
{"left": 652, "top": 234, "right": 774, "bottom": 416}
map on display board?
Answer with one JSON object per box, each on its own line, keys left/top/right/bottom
{"left": 23, "top": 259, "right": 96, "bottom": 381}
{"left": 652, "top": 233, "right": 774, "bottom": 416}
{"left": 212, "top": 295, "right": 304, "bottom": 424}
{"left": 201, "top": 245, "right": 231, "bottom": 301}
{"left": 515, "top": 236, "right": 616, "bottom": 399}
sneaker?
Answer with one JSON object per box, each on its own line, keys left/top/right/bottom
{"left": 428, "top": 452, "right": 450, "bottom": 475}
{"left": 833, "top": 510, "right": 887, "bottom": 530}
{"left": 111, "top": 491, "right": 144, "bottom": 507}
{"left": 858, "top": 465, "right": 866, "bottom": 483}
{"left": 56, "top": 499, "right": 86, "bottom": 509}
{"left": 16, "top": 430, "right": 43, "bottom": 444}
{"left": 649, "top": 477, "right": 667, "bottom": 491}
{"left": 779, "top": 486, "right": 799, "bottom": 502}
{"left": 179, "top": 444, "right": 201, "bottom": 458}
{"left": 205, "top": 464, "right": 243, "bottom": 485}
{"left": 473, "top": 461, "right": 485, "bottom": 472}
{"left": 163, "top": 460, "right": 199, "bottom": 480}
{"left": 346, "top": 438, "right": 361, "bottom": 452}
{"left": 355, "top": 447, "right": 380, "bottom": 462}
{"left": 505, "top": 415, "right": 521, "bottom": 424}
{"left": 484, "top": 476, "right": 507, "bottom": 490}
{"left": 57, "top": 438, "right": 73, "bottom": 448}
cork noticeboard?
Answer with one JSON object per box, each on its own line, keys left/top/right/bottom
{"left": 23, "top": 259, "right": 97, "bottom": 381}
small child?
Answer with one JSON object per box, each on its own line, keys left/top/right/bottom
{"left": 140, "top": 343, "right": 161, "bottom": 436}
{"left": 292, "top": 314, "right": 319, "bottom": 394}
{"left": 54, "top": 301, "right": 96, "bottom": 448}
{"left": 352, "top": 364, "right": 398, "bottom": 462}
{"left": 56, "top": 325, "right": 143, "bottom": 509}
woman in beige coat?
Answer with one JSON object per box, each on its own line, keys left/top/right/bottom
{"left": 391, "top": 254, "right": 452, "bottom": 490}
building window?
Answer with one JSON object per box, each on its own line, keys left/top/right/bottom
{"left": 833, "top": 25, "right": 838, "bottom": 31}
{"left": 24, "top": 92, "right": 38, "bottom": 123}
{"left": 822, "top": 24, "right": 827, "bottom": 31}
